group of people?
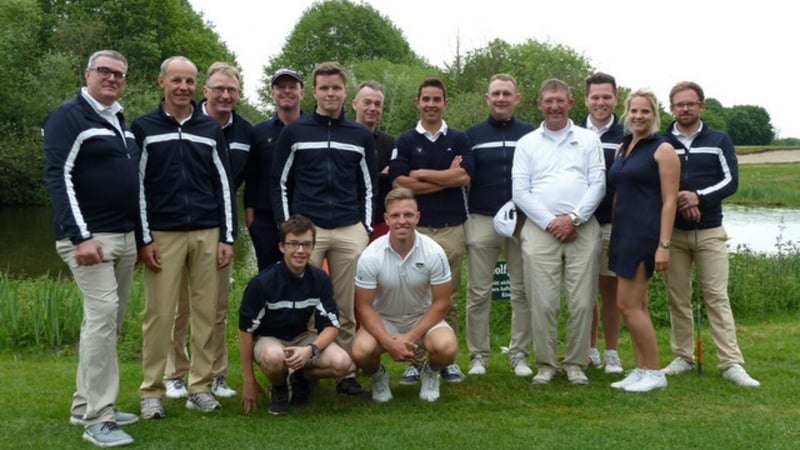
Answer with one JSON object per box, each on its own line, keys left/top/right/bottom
{"left": 43, "top": 48, "right": 759, "bottom": 448}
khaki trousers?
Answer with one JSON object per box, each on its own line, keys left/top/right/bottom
{"left": 664, "top": 226, "right": 745, "bottom": 371}
{"left": 465, "top": 214, "right": 531, "bottom": 358}
{"left": 310, "top": 223, "right": 368, "bottom": 353}
{"left": 521, "top": 218, "right": 599, "bottom": 369}
{"left": 417, "top": 225, "right": 465, "bottom": 332}
{"left": 140, "top": 229, "right": 219, "bottom": 397}
{"left": 165, "top": 263, "right": 232, "bottom": 381}
{"left": 57, "top": 232, "right": 136, "bottom": 425}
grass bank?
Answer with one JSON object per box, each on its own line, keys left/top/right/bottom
{"left": 2, "top": 315, "right": 798, "bottom": 449}
{"left": 730, "top": 162, "right": 800, "bottom": 208}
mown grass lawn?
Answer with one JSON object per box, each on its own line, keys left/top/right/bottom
{"left": 2, "top": 315, "right": 798, "bottom": 449}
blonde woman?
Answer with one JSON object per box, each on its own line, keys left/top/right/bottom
{"left": 607, "top": 89, "right": 679, "bottom": 392}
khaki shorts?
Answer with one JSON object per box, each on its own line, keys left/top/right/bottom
{"left": 254, "top": 331, "right": 316, "bottom": 360}
{"left": 382, "top": 317, "right": 451, "bottom": 348}
{"left": 598, "top": 223, "right": 617, "bottom": 277}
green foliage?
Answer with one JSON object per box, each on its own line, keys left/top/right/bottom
{"left": 702, "top": 97, "right": 728, "bottom": 132}
{"left": 726, "top": 104, "right": 775, "bottom": 145}
{"left": 0, "top": 0, "right": 248, "bottom": 206}
{"left": 773, "top": 137, "right": 800, "bottom": 146}
{"left": 260, "top": 0, "right": 426, "bottom": 104}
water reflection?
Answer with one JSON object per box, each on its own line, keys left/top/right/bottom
{"left": 723, "top": 205, "right": 800, "bottom": 254}
{"left": 2, "top": 204, "right": 798, "bottom": 278}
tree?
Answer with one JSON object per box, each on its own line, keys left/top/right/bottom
{"left": 725, "top": 105, "right": 774, "bottom": 145}
{"left": 0, "top": 0, "right": 245, "bottom": 205}
{"left": 260, "top": 0, "right": 425, "bottom": 105}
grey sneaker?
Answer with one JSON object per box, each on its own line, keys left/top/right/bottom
{"left": 185, "top": 392, "right": 221, "bottom": 413}
{"left": 531, "top": 367, "right": 557, "bottom": 385}
{"left": 662, "top": 357, "right": 693, "bottom": 375}
{"left": 165, "top": 378, "right": 188, "bottom": 399}
{"left": 419, "top": 364, "right": 441, "bottom": 402}
{"left": 722, "top": 364, "right": 760, "bottom": 387}
{"left": 82, "top": 421, "right": 133, "bottom": 448}
{"left": 565, "top": 366, "right": 589, "bottom": 385}
{"left": 510, "top": 354, "right": 533, "bottom": 377}
{"left": 468, "top": 356, "right": 487, "bottom": 375}
{"left": 70, "top": 410, "right": 139, "bottom": 427}
{"left": 370, "top": 365, "right": 393, "bottom": 403}
{"left": 588, "top": 347, "right": 601, "bottom": 367}
{"left": 211, "top": 376, "right": 237, "bottom": 398}
{"left": 604, "top": 350, "right": 624, "bottom": 374}
{"left": 139, "top": 397, "right": 164, "bottom": 420}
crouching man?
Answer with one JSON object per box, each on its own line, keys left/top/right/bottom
{"left": 239, "top": 214, "right": 354, "bottom": 415}
{"left": 352, "top": 188, "right": 458, "bottom": 402}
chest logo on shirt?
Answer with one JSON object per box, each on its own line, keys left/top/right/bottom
{"left": 267, "top": 137, "right": 273, "bottom": 144}
{"left": 447, "top": 147, "right": 453, "bottom": 152}
{"left": 414, "top": 262, "right": 426, "bottom": 269}
{"left": 415, "top": 147, "right": 423, "bottom": 153}
{"left": 569, "top": 140, "right": 580, "bottom": 147}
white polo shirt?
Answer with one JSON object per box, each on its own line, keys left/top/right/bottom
{"left": 355, "top": 231, "right": 451, "bottom": 323}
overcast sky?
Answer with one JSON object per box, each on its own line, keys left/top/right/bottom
{"left": 189, "top": 0, "right": 797, "bottom": 138}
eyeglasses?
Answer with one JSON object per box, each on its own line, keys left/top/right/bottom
{"left": 672, "top": 101, "right": 702, "bottom": 109}
{"left": 89, "top": 66, "right": 126, "bottom": 80}
{"left": 283, "top": 240, "right": 314, "bottom": 250}
{"left": 207, "top": 86, "right": 240, "bottom": 95}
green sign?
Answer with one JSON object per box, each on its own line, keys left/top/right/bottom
{"left": 492, "top": 260, "right": 510, "bottom": 301}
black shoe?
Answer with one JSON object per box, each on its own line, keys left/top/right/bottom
{"left": 336, "top": 377, "right": 369, "bottom": 396}
{"left": 289, "top": 370, "right": 312, "bottom": 406}
{"left": 269, "top": 385, "right": 290, "bottom": 415}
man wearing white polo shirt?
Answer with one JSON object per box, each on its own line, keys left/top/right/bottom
{"left": 352, "top": 188, "right": 458, "bottom": 402}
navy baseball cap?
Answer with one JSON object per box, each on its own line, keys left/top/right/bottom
{"left": 270, "top": 68, "right": 303, "bottom": 87}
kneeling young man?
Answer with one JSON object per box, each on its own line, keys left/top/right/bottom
{"left": 352, "top": 188, "right": 458, "bottom": 402}
{"left": 239, "top": 214, "right": 354, "bottom": 415}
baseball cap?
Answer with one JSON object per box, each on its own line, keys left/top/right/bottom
{"left": 270, "top": 68, "right": 303, "bottom": 87}
{"left": 493, "top": 201, "right": 518, "bottom": 238}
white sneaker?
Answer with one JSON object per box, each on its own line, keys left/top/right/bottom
{"left": 722, "top": 364, "right": 760, "bottom": 387}
{"left": 510, "top": 354, "right": 533, "bottom": 377}
{"left": 588, "top": 347, "right": 601, "bottom": 367}
{"left": 468, "top": 356, "right": 487, "bottom": 375}
{"left": 185, "top": 392, "right": 222, "bottom": 412}
{"left": 565, "top": 366, "right": 589, "bottom": 385}
{"left": 211, "top": 376, "right": 237, "bottom": 398}
{"left": 604, "top": 350, "right": 624, "bottom": 374}
{"left": 624, "top": 369, "right": 667, "bottom": 393}
{"left": 662, "top": 357, "right": 693, "bottom": 375}
{"left": 165, "top": 378, "right": 188, "bottom": 399}
{"left": 370, "top": 365, "right": 393, "bottom": 403}
{"left": 610, "top": 368, "right": 645, "bottom": 390}
{"left": 531, "top": 367, "right": 556, "bottom": 385}
{"left": 419, "top": 364, "right": 441, "bottom": 402}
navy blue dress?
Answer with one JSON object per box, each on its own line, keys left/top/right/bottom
{"left": 608, "top": 134, "right": 666, "bottom": 279}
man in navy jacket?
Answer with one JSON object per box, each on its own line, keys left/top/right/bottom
{"left": 271, "top": 61, "right": 376, "bottom": 396}
{"left": 44, "top": 49, "right": 139, "bottom": 448}
{"left": 660, "top": 81, "right": 759, "bottom": 387}
{"left": 132, "top": 56, "right": 235, "bottom": 418}
{"left": 464, "top": 74, "right": 535, "bottom": 378}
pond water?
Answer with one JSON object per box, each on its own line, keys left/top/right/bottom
{"left": 1, "top": 204, "right": 798, "bottom": 278}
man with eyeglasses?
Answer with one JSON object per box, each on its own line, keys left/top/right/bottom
{"left": 271, "top": 61, "right": 377, "bottom": 397}
{"left": 660, "top": 81, "right": 760, "bottom": 387}
{"left": 43, "top": 49, "right": 138, "bottom": 447}
{"left": 163, "top": 62, "right": 253, "bottom": 402}
{"left": 239, "top": 214, "right": 354, "bottom": 415}
{"left": 244, "top": 68, "right": 304, "bottom": 271}
{"left": 132, "top": 56, "right": 235, "bottom": 418}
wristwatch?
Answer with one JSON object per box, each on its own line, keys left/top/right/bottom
{"left": 309, "top": 343, "right": 320, "bottom": 360}
{"left": 568, "top": 213, "right": 581, "bottom": 227}
{"left": 659, "top": 239, "right": 671, "bottom": 249}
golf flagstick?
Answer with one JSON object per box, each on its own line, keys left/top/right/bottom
{"left": 694, "top": 228, "right": 702, "bottom": 377}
